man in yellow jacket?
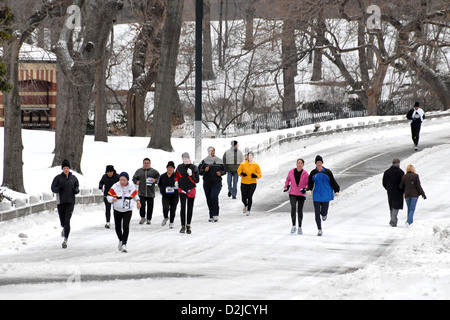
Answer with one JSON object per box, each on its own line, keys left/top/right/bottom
{"left": 237, "top": 152, "right": 262, "bottom": 215}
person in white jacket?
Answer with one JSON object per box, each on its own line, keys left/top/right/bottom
{"left": 107, "top": 172, "right": 141, "bottom": 252}
{"left": 406, "top": 102, "right": 425, "bottom": 151}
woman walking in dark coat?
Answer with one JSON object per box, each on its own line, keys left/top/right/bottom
{"left": 382, "top": 158, "right": 405, "bottom": 227}
{"left": 399, "top": 165, "right": 426, "bottom": 226}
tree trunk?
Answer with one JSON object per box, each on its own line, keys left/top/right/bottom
{"left": 127, "top": 0, "right": 165, "bottom": 137}
{"left": 94, "top": 35, "right": 112, "bottom": 142}
{"left": 2, "top": 41, "right": 25, "bottom": 193}
{"left": 52, "top": 0, "right": 122, "bottom": 173}
{"left": 148, "top": 0, "right": 184, "bottom": 151}
{"left": 2, "top": 0, "right": 55, "bottom": 193}
{"left": 281, "top": 18, "right": 297, "bottom": 118}
{"left": 311, "top": 8, "right": 325, "bottom": 81}
{"left": 202, "top": 0, "right": 215, "bottom": 80}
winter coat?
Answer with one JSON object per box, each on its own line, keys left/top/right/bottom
{"left": 132, "top": 167, "right": 160, "bottom": 198}
{"left": 407, "top": 108, "right": 425, "bottom": 124}
{"left": 158, "top": 172, "right": 179, "bottom": 198}
{"left": 382, "top": 165, "right": 404, "bottom": 210}
{"left": 107, "top": 181, "right": 140, "bottom": 213}
{"left": 223, "top": 148, "right": 244, "bottom": 173}
{"left": 237, "top": 160, "right": 262, "bottom": 185}
{"left": 308, "top": 167, "right": 340, "bottom": 202}
{"left": 51, "top": 172, "right": 80, "bottom": 204}
{"left": 175, "top": 163, "right": 199, "bottom": 198}
{"left": 399, "top": 172, "right": 426, "bottom": 199}
{"left": 199, "top": 156, "right": 226, "bottom": 184}
{"left": 99, "top": 173, "right": 120, "bottom": 196}
{"left": 285, "top": 168, "right": 309, "bottom": 197}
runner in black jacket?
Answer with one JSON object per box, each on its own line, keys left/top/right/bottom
{"left": 99, "top": 165, "right": 119, "bottom": 228}
{"left": 51, "top": 159, "right": 79, "bottom": 249}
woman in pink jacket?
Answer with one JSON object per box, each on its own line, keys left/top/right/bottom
{"left": 284, "top": 159, "right": 309, "bottom": 234}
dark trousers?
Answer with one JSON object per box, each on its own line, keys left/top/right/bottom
{"left": 179, "top": 193, "right": 195, "bottom": 227}
{"left": 203, "top": 181, "right": 222, "bottom": 218}
{"left": 313, "top": 201, "right": 329, "bottom": 230}
{"left": 162, "top": 195, "right": 179, "bottom": 223}
{"left": 289, "top": 195, "right": 305, "bottom": 227}
{"left": 241, "top": 183, "right": 257, "bottom": 211}
{"left": 103, "top": 197, "right": 112, "bottom": 223}
{"left": 114, "top": 210, "right": 132, "bottom": 245}
{"left": 57, "top": 203, "right": 74, "bottom": 239}
{"left": 139, "top": 196, "right": 154, "bottom": 220}
{"left": 411, "top": 122, "right": 421, "bottom": 146}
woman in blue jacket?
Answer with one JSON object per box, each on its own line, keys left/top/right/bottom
{"left": 308, "top": 155, "right": 340, "bottom": 236}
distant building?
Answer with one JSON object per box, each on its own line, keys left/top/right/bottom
{"left": 0, "top": 44, "right": 57, "bottom": 130}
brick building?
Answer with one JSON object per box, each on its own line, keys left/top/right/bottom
{"left": 0, "top": 45, "right": 57, "bottom": 130}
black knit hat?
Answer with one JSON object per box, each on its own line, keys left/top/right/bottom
{"left": 61, "top": 159, "right": 71, "bottom": 169}
{"left": 167, "top": 161, "right": 175, "bottom": 169}
{"left": 315, "top": 155, "right": 324, "bottom": 164}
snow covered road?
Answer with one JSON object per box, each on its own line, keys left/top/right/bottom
{"left": 1, "top": 116, "right": 450, "bottom": 300}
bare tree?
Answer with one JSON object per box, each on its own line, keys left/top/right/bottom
{"left": 127, "top": 0, "right": 165, "bottom": 137}
{"left": 148, "top": 0, "right": 184, "bottom": 151}
{"left": 1, "top": 0, "right": 56, "bottom": 193}
{"left": 52, "top": 0, "right": 123, "bottom": 173}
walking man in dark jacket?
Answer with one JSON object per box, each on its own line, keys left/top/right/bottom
{"left": 51, "top": 159, "right": 80, "bottom": 249}
{"left": 382, "top": 158, "right": 405, "bottom": 227}
{"left": 199, "top": 146, "right": 226, "bottom": 222}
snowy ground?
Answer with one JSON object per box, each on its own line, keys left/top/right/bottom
{"left": 0, "top": 115, "right": 450, "bottom": 300}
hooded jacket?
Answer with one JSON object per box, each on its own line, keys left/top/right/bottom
{"left": 308, "top": 167, "right": 340, "bottom": 202}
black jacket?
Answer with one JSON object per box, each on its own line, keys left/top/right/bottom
{"left": 158, "top": 172, "right": 178, "bottom": 197}
{"left": 382, "top": 165, "right": 404, "bottom": 210}
{"left": 51, "top": 172, "right": 80, "bottom": 204}
{"left": 175, "top": 163, "right": 199, "bottom": 193}
{"left": 99, "top": 173, "right": 120, "bottom": 196}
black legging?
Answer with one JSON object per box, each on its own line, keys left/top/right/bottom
{"left": 179, "top": 193, "right": 195, "bottom": 227}
{"left": 289, "top": 195, "right": 305, "bottom": 227}
{"left": 241, "top": 183, "right": 257, "bottom": 211}
{"left": 114, "top": 210, "right": 132, "bottom": 245}
{"left": 58, "top": 203, "right": 74, "bottom": 239}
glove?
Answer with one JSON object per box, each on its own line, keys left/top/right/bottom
{"left": 284, "top": 185, "right": 290, "bottom": 192}
{"left": 300, "top": 188, "right": 307, "bottom": 194}
{"left": 251, "top": 173, "right": 257, "bottom": 178}
{"left": 241, "top": 172, "right": 247, "bottom": 177}
{"left": 187, "top": 168, "right": 192, "bottom": 176}
{"left": 422, "top": 195, "right": 427, "bottom": 200}
{"left": 73, "top": 187, "right": 80, "bottom": 195}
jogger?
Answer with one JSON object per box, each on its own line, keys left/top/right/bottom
{"left": 107, "top": 172, "right": 141, "bottom": 252}
{"left": 308, "top": 155, "right": 340, "bottom": 236}
{"left": 176, "top": 153, "right": 199, "bottom": 234}
{"left": 284, "top": 159, "right": 309, "bottom": 234}
{"left": 158, "top": 161, "right": 179, "bottom": 228}
{"left": 51, "top": 159, "right": 80, "bottom": 249}
{"left": 238, "top": 152, "right": 262, "bottom": 215}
